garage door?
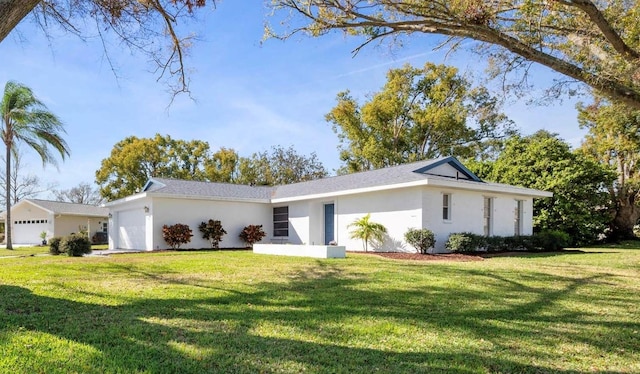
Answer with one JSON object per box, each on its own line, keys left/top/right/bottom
{"left": 13, "top": 222, "right": 48, "bottom": 244}
{"left": 117, "top": 209, "right": 146, "bottom": 249}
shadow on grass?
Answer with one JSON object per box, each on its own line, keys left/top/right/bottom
{"left": 1, "top": 261, "right": 638, "bottom": 373}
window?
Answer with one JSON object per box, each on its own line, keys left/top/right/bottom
{"left": 102, "top": 222, "right": 108, "bottom": 233}
{"left": 514, "top": 200, "right": 524, "bottom": 236}
{"left": 484, "top": 197, "right": 493, "bottom": 236}
{"left": 273, "top": 206, "right": 289, "bottom": 237}
{"left": 442, "top": 193, "right": 451, "bottom": 220}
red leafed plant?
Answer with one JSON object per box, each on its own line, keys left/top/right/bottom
{"left": 162, "top": 223, "right": 193, "bottom": 249}
{"left": 239, "top": 225, "right": 267, "bottom": 248}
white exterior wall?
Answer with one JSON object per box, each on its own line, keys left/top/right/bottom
{"left": 109, "top": 197, "right": 152, "bottom": 250}
{"left": 151, "top": 197, "right": 272, "bottom": 249}
{"left": 333, "top": 187, "right": 423, "bottom": 252}
{"left": 9, "top": 204, "right": 52, "bottom": 244}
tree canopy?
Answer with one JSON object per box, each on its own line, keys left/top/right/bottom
{"left": 326, "top": 63, "right": 513, "bottom": 173}
{"left": 95, "top": 134, "right": 210, "bottom": 200}
{"left": 269, "top": 0, "right": 640, "bottom": 109}
{"left": 578, "top": 97, "right": 640, "bottom": 239}
{"left": 95, "top": 135, "right": 329, "bottom": 201}
{"left": 468, "top": 130, "right": 614, "bottom": 246}
{"left": 0, "top": 0, "right": 213, "bottom": 96}
{"left": 52, "top": 182, "right": 104, "bottom": 205}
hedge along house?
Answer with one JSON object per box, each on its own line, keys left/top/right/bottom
{"left": 105, "top": 157, "right": 552, "bottom": 253}
{"left": 0, "top": 199, "right": 109, "bottom": 245}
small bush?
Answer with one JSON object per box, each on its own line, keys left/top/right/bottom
{"left": 446, "top": 233, "right": 476, "bottom": 253}
{"left": 532, "top": 230, "right": 570, "bottom": 251}
{"left": 48, "top": 237, "right": 63, "bottom": 255}
{"left": 162, "top": 223, "right": 193, "bottom": 249}
{"left": 404, "top": 228, "right": 436, "bottom": 254}
{"left": 61, "top": 234, "right": 92, "bottom": 257}
{"left": 239, "top": 225, "right": 267, "bottom": 248}
{"left": 198, "top": 219, "right": 227, "bottom": 249}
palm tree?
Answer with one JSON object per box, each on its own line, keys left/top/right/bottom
{"left": 348, "top": 213, "right": 387, "bottom": 252}
{"left": 1, "top": 81, "right": 70, "bottom": 249}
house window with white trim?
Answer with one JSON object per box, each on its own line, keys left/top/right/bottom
{"left": 484, "top": 197, "right": 493, "bottom": 236}
{"left": 514, "top": 200, "right": 524, "bottom": 236}
{"left": 273, "top": 206, "right": 289, "bottom": 237}
{"left": 442, "top": 193, "right": 451, "bottom": 220}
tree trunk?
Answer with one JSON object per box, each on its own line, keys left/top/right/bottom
{"left": 610, "top": 199, "right": 640, "bottom": 241}
{"left": 5, "top": 142, "right": 12, "bottom": 249}
{"left": 0, "top": 0, "right": 41, "bottom": 43}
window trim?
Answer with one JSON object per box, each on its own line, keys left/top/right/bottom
{"left": 273, "top": 206, "right": 289, "bottom": 237}
{"left": 442, "top": 193, "right": 452, "bottom": 221}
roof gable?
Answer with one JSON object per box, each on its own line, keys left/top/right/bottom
{"left": 22, "top": 199, "right": 108, "bottom": 217}
{"left": 412, "top": 156, "right": 482, "bottom": 182}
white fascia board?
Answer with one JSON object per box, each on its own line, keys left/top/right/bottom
{"left": 272, "top": 178, "right": 552, "bottom": 203}
{"left": 426, "top": 179, "right": 553, "bottom": 197}
{"left": 103, "top": 193, "right": 149, "bottom": 207}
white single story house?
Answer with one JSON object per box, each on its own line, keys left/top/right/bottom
{"left": 0, "top": 199, "right": 109, "bottom": 245}
{"left": 105, "top": 157, "right": 552, "bottom": 253}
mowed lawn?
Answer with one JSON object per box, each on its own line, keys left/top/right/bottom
{"left": 1, "top": 245, "right": 639, "bottom": 373}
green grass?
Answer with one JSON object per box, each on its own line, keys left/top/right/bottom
{"left": 1, "top": 245, "right": 639, "bottom": 373}
{"left": 0, "top": 244, "right": 108, "bottom": 257}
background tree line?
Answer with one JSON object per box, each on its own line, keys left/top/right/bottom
{"left": 94, "top": 134, "right": 328, "bottom": 201}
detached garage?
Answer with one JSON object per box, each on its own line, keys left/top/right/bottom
{"left": 1, "top": 199, "right": 109, "bottom": 245}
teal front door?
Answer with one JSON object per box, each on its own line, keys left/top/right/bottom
{"left": 324, "top": 203, "right": 334, "bottom": 245}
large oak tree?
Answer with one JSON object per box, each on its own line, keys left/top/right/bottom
{"left": 578, "top": 98, "right": 640, "bottom": 240}
{"left": 269, "top": 0, "right": 640, "bottom": 109}
{"left": 326, "top": 62, "right": 513, "bottom": 173}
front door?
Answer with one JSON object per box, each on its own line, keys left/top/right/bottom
{"left": 324, "top": 203, "right": 335, "bottom": 245}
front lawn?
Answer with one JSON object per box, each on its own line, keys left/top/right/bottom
{"left": 0, "top": 244, "right": 108, "bottom": 257}
{"left": 1, "top": 245, "right": 639, "bottom": 373}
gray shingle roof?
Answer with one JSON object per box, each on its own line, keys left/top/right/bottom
{"left": 271, "top": 157, "right": 466, "bottom": 199}
{"left": 26, "top": 199, "right": 109, "bottom": 217}
{"left": 136, "top": 157, "right": 549, "bottom": 202}
{"left": 145, "top": 178, "right": 273, "bottom": 201}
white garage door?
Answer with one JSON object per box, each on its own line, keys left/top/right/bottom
{"left": 13, "top": 222, "right": 48, "bottom": 244}
{"left": 117, "top": 209, "right": 146, "bottom": 249}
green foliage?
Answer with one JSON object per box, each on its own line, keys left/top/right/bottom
{"left": 348, "top": 213, "right": 387, "bottom": 252}
{"left": 446, "top": 231, "right": 570, "bottom": 253}
{"left": 60, "top": 234, "right": 92, "bottom": 257}
{"left": 1, "top": 81, "right": 70, "bottom": 250}
{"left": 48, "top": 237, "right": 63, "bottom": 255}
{"left": 326, "top": 63, "right": 514, "bottom": 173}
{"left": 239, "top": 225, "right": 267, "bottom": 248}
{"left": 236, "top": 145, "right": 328, "bottom": 185}
{"left": 95, "top": 134, "right": 211, "bottom": 201}
{"left": 578, "top": 97, "right": 640, "bottom": 240}
{"left": 269, "top": 1, "right": 640, "bottom": 109}
{"left": 404, "top": 228, "right": 436, "bottom": 254}
{"left": 445, "top": 233, "right": 476, "bottom": 253}
{"left": 476, "top": 131, "right": 615, "bottom": 246}
{"left": 198, "top": 219, "right": 227, "bottom": 249}
{"left": 162, "top": 223, "right": 193, "bottom": 250}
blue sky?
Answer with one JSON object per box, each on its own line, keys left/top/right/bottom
{"left": 0, "top": 1, "right": 586, "bottom": 196}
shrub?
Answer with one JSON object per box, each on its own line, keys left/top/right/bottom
{"left": 446, "top": 233, "right": 476, "bottom": 253}
{"left": 532, "top": 230, "right": 570, "bottom": 251}
{"left": 239, "top": 225, "right": 267, "bottom": 248}
{"left": 48, "top": 237, "right": 63, "bottom": 255}
{"left": 162, "top": 223, "right": 193, "bottom": 249}
{"left": 60, "top": 234, "right": 92, "bottom": 257}
{"left": 198, "top": 219, "right": 227, "bottom": 249}
{"left": 404, "top": 228, "right": 436, "bottom": 254}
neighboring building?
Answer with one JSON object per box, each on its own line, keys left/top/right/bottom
{"left": 105, "top": 157, "right": 552, "bottom": 253}
{"left": 0, "top": 199, "right": 109, "bottom": 245}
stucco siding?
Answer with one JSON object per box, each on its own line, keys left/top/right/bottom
{"left": 150, "top": 198, "right": 272, "bottom": 249}
{"left": 334, "top": 187, "right": 422, "bottom": 252}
